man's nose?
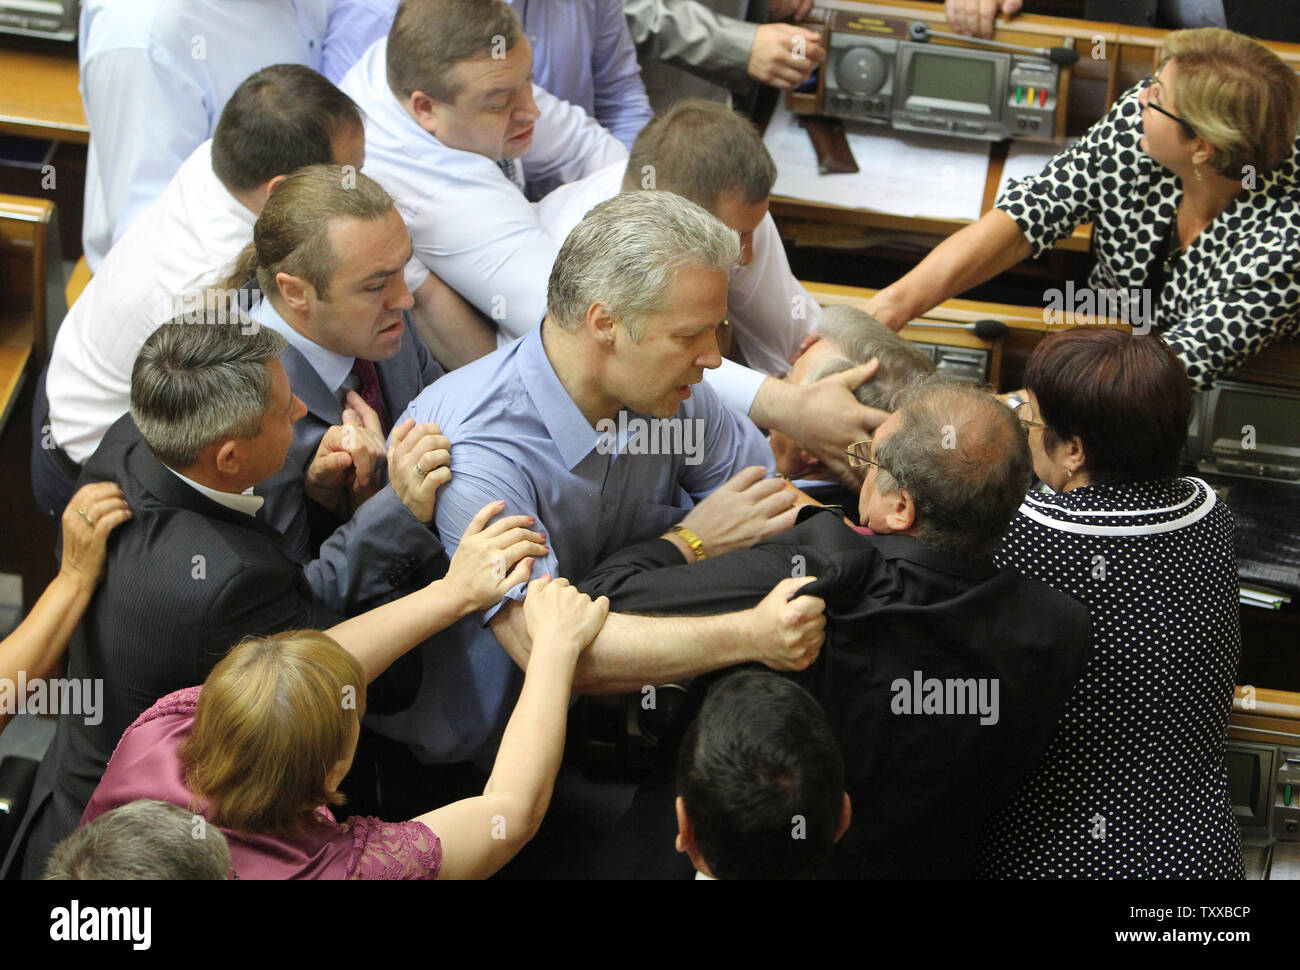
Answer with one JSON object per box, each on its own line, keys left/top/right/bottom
{"left": 697, "top": 329, "right": 724, "bottom": 370}
{"left": 291, "top": 394, "right": 307, "bottom": 423}
{"left": 390, "top": 277, "right": 415, "bottom": 311}
{"left": 517, "top": 85, "right": 541, "bottom": 124}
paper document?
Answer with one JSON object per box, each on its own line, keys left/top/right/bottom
{"left": 994, "top": 139, "right": 1076, "bottom": 203}
{"left": 763, "top": 101, "right": 990, "bottom": 221}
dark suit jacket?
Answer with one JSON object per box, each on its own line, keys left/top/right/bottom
{"left": 254, "top": 321, "right": 448, "bottom": 615}
{"left": 581, "top": 506, "right": 1093, "bottom": 879}
{"left": 6, "top": 415, "right": 343, "bottom": 878}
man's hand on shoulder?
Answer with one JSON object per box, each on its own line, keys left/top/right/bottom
{"left": 388, "top": 417, "right": 452, "bottom": 524}
{"left": 746, "top": 575, "right": 826, "bottom": 671}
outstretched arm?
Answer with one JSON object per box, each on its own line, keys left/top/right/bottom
{"left": 0, "top": 484, "right": 131, "bottom": 735}
{"left": 416, "top": 576, "right": 608, "bottom": 880}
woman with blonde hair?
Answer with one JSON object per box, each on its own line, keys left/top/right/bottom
{"left": 81, "top": 501, "right": 610, "bottom": 879}
{"left": 867, "top": 27, "right": 1300, "bottom": 389}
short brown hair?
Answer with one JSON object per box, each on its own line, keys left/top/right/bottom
{"left": 223, "top": 164, "right": 395, "bottom": 300}
{"left": 1025, "top": 328, "right": 1192, "bottom": 485}
{"left": 386, "top": 0, "right": 522, "bottom": 103}
{"left": 1161, "top": 28, "right": 1300, "bottom": 176}
{"left": 622, "top": 100, "right": 778, "bottom": 212}
{"left": 180, "top": 631, "right": 367, "bottom": 838}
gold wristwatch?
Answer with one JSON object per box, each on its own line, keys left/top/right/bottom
{"left": 669, "top": 524, "right": 707, "bottom": 562}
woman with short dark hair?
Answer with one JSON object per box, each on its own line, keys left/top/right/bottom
{"left": 977, "top": 328, "right": 1243, "bottom": 878}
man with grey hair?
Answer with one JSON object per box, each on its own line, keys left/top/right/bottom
{"left": 5, "top": 316, "right": 547, "bottom": 878}
{"left": 44, "top": 800, "right": 231, "bottom": 880}
{"left": 770, "top": 305, "right": 936, "bottom": 485}
{"left": 581, "top": 376, "right": 1092, "bottom": 878}
{"left": 376, "top": 190, "right": 828, "bottom": 775}
{"left": 536, "top": 98, "right": 888, "bottom": 484}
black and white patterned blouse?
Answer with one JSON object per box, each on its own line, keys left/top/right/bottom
{"left": 997, "top": 82, "right": 1300, "bottom": 389}
{"left": 977, "top": 477, "right": 1244, "bottom": 878}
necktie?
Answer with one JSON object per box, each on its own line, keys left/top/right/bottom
{"left": 350, "top": 358, "right": 389, "bottom": 435}
{"left": 497, "top": 157, "right": 521, "bottom": 191}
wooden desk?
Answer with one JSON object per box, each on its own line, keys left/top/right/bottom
{"left": 772, "top": 142, "right": 1093, "bottom": 253}
{"left": 771, "top": 0, "right": 1300, "bottom": 252}
{"left": 0, "top": 47, "right": 85, "bottom": 144}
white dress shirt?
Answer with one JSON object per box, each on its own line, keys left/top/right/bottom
{"left": 338, "top": 37, "right": 628, "bottom": 338}
{"left": 536, "top": 160, "right": 822, "bottom": 414}
{"left": 47, "top": 141, "right": 257, "bottom": 464}
{"left": 78, "top": 0, "right": 332, "bottom": 269}
{"left": 167, "top": 469, "right": 265, "bottom": 516}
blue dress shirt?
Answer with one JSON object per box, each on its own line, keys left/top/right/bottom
{"left": 509, "top": 0, "right": 654, "bottom": 153}
{"left": 364, "top": 326, "right": 774, "bottom": 765}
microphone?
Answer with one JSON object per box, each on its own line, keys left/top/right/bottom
{"left": 909, "top": 318, "right": 1009, "bottom": 340}
{"left": 908, "top": 21, "right": 1079, "bottom": 67}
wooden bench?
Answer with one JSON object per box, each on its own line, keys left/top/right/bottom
{"left": 0, "top": 194, "right": 65, "bottom": 613}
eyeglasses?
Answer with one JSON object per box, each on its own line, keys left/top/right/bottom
{"left": 1140, "top": 75, "right": 1197, "bottom": 139}
{"left": 844, "top": 438, "right": 885, "bottom": 471}
{"left": 1014, "top": 400, "right": 1045, "bottom": 429}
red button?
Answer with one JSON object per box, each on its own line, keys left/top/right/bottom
{"left": 1039, "top": 88, "right": 1047, "bottom": 107}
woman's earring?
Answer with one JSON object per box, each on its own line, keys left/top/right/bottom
{"left": 1193, "top": 164, "right": 1203, "bottom": 183}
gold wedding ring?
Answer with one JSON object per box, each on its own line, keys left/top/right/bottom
{"left": 78, "top": 508, "right": 94, "bottom": 526}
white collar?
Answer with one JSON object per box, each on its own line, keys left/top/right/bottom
{"left": 167, "top": 468, "right": 265, "bottom": 517}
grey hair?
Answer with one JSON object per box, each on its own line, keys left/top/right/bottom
{"left": 803, "top": 305, "right": 936, "bottom": 409}
{"left": 874, "top": 376, "right": 1032, "bottom": 558}
{"left": 131, "top": 312, "right": 288, "bottom": 470}
{"left": 546, "top": 191, "right": 740, "bottom": 340}
{"left": 45, "top": 800, "right": 231, "bottom": 880}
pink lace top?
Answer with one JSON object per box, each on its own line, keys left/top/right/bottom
{"left": 83, "top": 686, "right": 442, "bottom": 880}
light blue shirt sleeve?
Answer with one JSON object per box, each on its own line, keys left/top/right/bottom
{"left": 432, "top": 441, "right": 562, "bottom": 620}
{"left": 591, "top": 0, "right": 654, "bottom": 149}
{"left": 679, "top": 381, "right": 776, "bottom": 501}
{"left": 320, "top": 0, "right": 398, "bottom": 82}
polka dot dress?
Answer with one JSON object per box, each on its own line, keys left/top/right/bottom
{"left": 976, "top": 478, "right": 1244, "bottom": 879}
{"left": 997, "top": 82, "right": 1300, "bottom": 390}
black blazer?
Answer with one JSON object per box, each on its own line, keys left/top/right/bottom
{"left": 581, "top": 506, "right": 1093, "bottom": 879}
{"left": 6, "top": 414, "right": 341, "bottom": 878}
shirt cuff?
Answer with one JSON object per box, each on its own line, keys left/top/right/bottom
{"left": 705, "top": 357, "right": 767, "bottom": 416}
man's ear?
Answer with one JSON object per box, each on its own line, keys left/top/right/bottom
{"left": 213, "top": 438, "right": 241, "bottom": 478}
{"left": 834, "top": 793, "right": 852, "bottom": 843}
{"left": 258, "top": 173, "right": 288, "bottom": 209}
{"left": 675, "top": 796, "right": 714, "bottom": 877}
{"left": 674, "top": 796, "right": 690, "bottom": 854}
{"left": 884, "top": 486, "right": 916, "bottom": 533}
{"left": 275, "top": 271, "right": 313, "bottom": 315}
{"left": 407, "top": 90, "right": 445, "bottom": 137}
{"left": 585, "top": 301, "right": 617, "bottom": 348}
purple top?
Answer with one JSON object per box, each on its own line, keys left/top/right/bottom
{"left": 83, "top": 687, "right": 442, "bottom": 880}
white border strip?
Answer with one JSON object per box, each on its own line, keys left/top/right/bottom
{"left": 1017, "top": 478, "right": 1218, "bottom": 536}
